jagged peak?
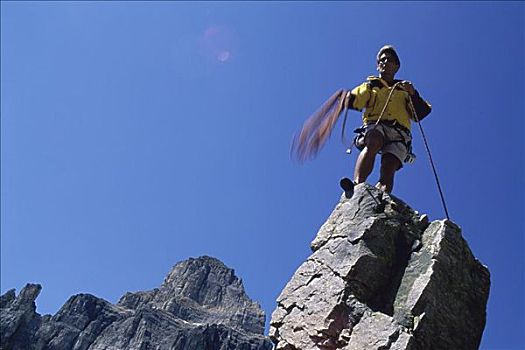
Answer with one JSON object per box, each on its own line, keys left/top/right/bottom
{"left": 0, "top": 289, "right": 16, "bottom": 309}
{"left": 1, "top": 257, "right": 271, "bottom": 350}
{"left": 166, "top": 255, "right": 237, "bottom": 282}
{"left": 160, "top": 255, "right": 244, "bottom": 306}
{"left": 113, "top": 256, "right": 266, "bottom": 335}
{"left": 1, "top": 283, "right": 42, "bottom": 309}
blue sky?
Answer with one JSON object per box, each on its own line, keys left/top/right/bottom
{"left": 1, "top": 2, "right": 523, "bottom": 349}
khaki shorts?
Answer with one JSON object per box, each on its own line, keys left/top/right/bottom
{"left": 363, "top": 123, "right": 412, "bottom": 166}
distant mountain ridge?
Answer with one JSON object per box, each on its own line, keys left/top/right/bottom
{"left": 0, "top": 256, "right": 272, "bottom": 350}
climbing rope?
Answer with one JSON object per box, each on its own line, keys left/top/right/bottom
{"left": 374, "top": 81, "right": 403, "bottom": 126}
{"left": 407, "top": 94, "right": 450, "bottom": 220}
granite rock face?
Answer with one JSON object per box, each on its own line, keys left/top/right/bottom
{"left": 1, "top": 256, "right": 272, "bottom": 350}
{"left": 270, "top": 183, "right": 490, "bottom": 350}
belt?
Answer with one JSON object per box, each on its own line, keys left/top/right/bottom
{"left": 367, "top": 119, "right": 411, "bottom": 135}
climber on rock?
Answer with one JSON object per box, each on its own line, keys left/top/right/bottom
{"left": 292, "top": 45, "right": 432, "bottom": 195}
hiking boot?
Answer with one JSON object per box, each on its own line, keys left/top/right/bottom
{"left": 340, "top": 177, "right": 355, "bottom": 197}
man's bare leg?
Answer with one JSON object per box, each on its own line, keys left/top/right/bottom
{"left": 354, "top": 130, "right": 384, "bottom": 184}
{"left": 376, "top": 153, "right": 401, "bottom": 193}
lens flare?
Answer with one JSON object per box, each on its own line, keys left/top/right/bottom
{"left": 199, "top": 25, "right": 237, "bottom": 63}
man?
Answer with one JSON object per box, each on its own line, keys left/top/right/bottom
{"left": 339, "top": 45, "right": 432, "bottom": 194}
{"left": 292, "top": 45, "right": 431, "bottom": 195}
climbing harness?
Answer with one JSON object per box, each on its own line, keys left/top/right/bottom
{"left": 351, "top": 121, "right": 416, "bottom": 164}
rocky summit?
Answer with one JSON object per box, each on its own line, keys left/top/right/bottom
{"left": 1, "top": 256, "right": 272, "bottom": 350}
{"left": 270, "top": 183, "right": 490, "bottom": 350}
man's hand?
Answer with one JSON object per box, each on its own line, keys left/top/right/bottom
{"left": 400, "top": 81, "right": 416, "bottom": 96}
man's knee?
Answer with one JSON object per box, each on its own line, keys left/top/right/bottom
{"left": 364, "top": 130, "right": 384, "bottom": 153}
{"left": 381, "top": 153, "right": 402, "bottom": 173}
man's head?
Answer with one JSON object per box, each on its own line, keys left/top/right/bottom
{"left": 376, "top": 45, "right": 400, "bottom": 77}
